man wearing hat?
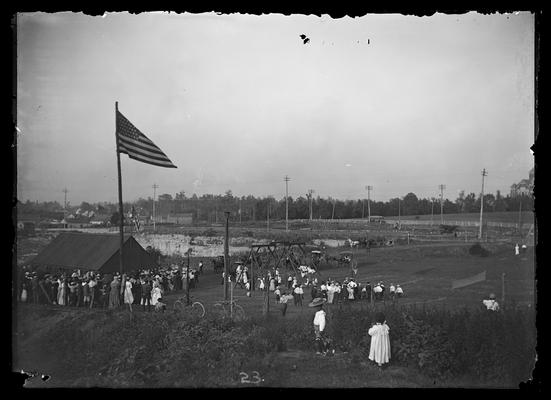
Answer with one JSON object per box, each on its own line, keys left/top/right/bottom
{"left": 482, "top": 293, "right": 500, "bottom": 311}
{"left": 309, "top": 297, "right": 328, "bottom": 355}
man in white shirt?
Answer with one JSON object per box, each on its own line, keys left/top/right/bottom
{"left": 395, "top": 284, "right": 404, "bottom": 298}
{"left": 482, "top": 293, "right": 499, "bottom": 311}
{"left": 373, "top": 283, "right": 383, "bottom": 301}
{"left": 310, "top": 297, "right": 328, "bottom": 355}
{"left": 294, "top": 285, "right": 304, "bottom": 306}
{"left": 389, "top": 283, "right": 396, "bottom": 299}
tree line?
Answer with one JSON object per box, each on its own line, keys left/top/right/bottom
{"left": 18, "top": 188, "right": 534, "bottom": 224}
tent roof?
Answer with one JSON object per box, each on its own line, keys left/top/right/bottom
{"left": 28, "top": 232, "right": 143, "bottom": 271}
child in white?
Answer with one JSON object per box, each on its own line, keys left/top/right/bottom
{"left": 368, "top": 312, "right": 391, "bottom": 366}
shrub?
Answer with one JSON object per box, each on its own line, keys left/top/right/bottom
{"left": 469, "top": 242, "right": 490, "bottom": 257}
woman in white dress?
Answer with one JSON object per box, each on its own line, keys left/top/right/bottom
{"left": 123, "top": 275, "right": 134, "bottom": 312}
{"left": 151, "top": 280, "right": 162, "bottom": 306}
{"left": 368, "top": 312, "right": 391, "bottom": 367}
{"left": 57, "top": 277, "right": 66, "bottom": 306}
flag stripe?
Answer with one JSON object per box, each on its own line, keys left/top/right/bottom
{"left": 118, "top": 134, "right": 164, "bottom": 154}
{"left": 122, "top": 151, "right": 177, "bottom": 168}
{"left": 116, "top": 110, "right": 176, "bottom": 168}
{"left": 118, "top": 138, "right": 173, "bottom": 163}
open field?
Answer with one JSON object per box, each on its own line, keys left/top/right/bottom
{"left": 13, "top": 227, "right": 538, "bottom": 388}
{"left": 387, "top": 211, "right": 535, "bottom": 224}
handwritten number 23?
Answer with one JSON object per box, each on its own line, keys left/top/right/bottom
{"left": 240, "top": 371, "right": 261, "bottom": 384}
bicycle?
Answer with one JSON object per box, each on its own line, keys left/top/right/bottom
{"left": 173, "top": 295, "right": 206, "bottom": 318}
{"left": 212, "top": 299, "right": 246, "bottom": 321}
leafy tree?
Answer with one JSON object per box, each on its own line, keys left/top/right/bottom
{"left": 402, "top": 192, "right": 420, "bottom": 215}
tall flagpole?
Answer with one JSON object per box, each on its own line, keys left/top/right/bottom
{"left": 115, "top": 101, "right": 124, "bottom": 276}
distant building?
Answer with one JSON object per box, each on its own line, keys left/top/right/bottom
{"left": 17, "top": 221, "right": 35, "bottom": 235}
{"left": 63, "top": 214, "right": 94, "bottom": 228}
{"left": 510, "top": 168, "right": 534, "bottom": 197}
{"left": 90, "top": 213, "right": 112, "bottom": 226}
{"left": 156, "top": 212, "right": 194, "bottom": 225}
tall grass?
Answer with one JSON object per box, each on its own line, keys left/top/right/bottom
{"left": 24, "top": 301, "right": 536, "bottom": 387}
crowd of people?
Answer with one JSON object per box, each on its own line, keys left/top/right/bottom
{"left": 225, "top": 261, "right": 407, "bottom": 315}
{"left": 18, "top": 261, "right": 205, "bottom": 312}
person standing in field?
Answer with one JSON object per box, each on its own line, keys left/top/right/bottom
{"left": 141, "top": 278, "right": 152, "bottom": 312}
{"left": 68, "top": 278, "right": 78, "bottom": 306}
{"left": 395, "top": 284, "right": 403, "bottom": 298}
{"left": 389, "top": 283, "right": 396, "bottom": 300}
{"left": 309, "top": 297, "right": 328, "bottom": 355}
{"left": 82, "top": 278, "right": 90, "bottom": 308}
{"left": 368, "top": 312, "right": 391, "bottom": 367}
{"left": 326, "top": 282, "right": 335, "bottom": 304}
{"left": 274, "top": 286, "right": 281, "bottom": 302}
{"left": 280, "top": 292, "right": 293, "bottom": 316}
{"left": 123, "top": 275, "right": 134, "bottom": 312}
{"left": 294, "top": 284, "right": 304, "bottom": 306}
{"left": 311, "top": 284, "right": 318, "bottom": 301}
{"left": 76, "top": 277, "right": 83, "bottom": 307}
{"left": 482, "top": 293, "right": 500, "bottom": 311}
{"left": 88, "top": 276, "right": 97, "bottom": 308}
{"left": 108, "top": 276, "right": 121, "bottom": 309}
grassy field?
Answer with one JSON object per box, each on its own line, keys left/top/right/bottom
{"left": 13, "top": 230, "right": 537, "bottom": 388}
{"left": 388, "top": 211, "right": 535, "bottom": 224}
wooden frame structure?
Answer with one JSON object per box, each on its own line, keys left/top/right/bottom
{"left": 243, "top": 241, "right": 307, "bottom": 291}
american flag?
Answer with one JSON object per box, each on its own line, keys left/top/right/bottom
{"left": 116, "top": 110, "right": 177, "bottom": 168}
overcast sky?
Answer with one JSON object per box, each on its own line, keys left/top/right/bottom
{"left": 16, "top": 11, "right": 535, "bottom": 205}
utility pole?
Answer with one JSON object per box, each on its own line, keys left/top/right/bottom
{"left": 186, "top": 248, "right": 192, "bottom": 306}
{"left": 284, "top": 176, "right": 290, "bottom": 231}
{"left": 478, "top": 169, "right": 487, "bottom": 239}
{"left": 62, "top": 188, "right": 69, "bottom": 222}
{"left": 267, "top": 198, "right": 270, "bottom": 232}
{"left": 366, "top": 185, "right": 373, "bottom": 222}
{"left": 224, "top": 211, "right": 230, "bottom": 300}
{"left": 239, "top": 198, "right": 242, "bottom": 224}
{"left": 332, "top": 199, "right": 336, "bottom": 220}
{"left": 430, "top": 198, "right": 435, "bottom": 226}
{"left": 307, "top": 189, "right": 315, "bottom": 221}
{"left": 398, "top": 197, "right": 401, "bottom": 229}
{"left": 62, "top": 188, "right": 69, "bottom": 210}
{"left": 518, "top": 195, "right": 523, "bottom": 231}
{"left": 438, "top": 184, "right": 446, "bottom": 225}
{"left": 152, "top": 183, "right": 158, "bottom": 232}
